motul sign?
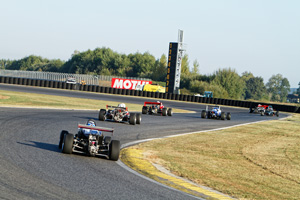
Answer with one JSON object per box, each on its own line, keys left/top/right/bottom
{"left": 111, "top": 78, "right": 152, "bottom": 90}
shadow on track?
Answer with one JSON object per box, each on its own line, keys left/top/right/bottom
{"left": 17, "top": 140, "right": 60, "bottom": 152}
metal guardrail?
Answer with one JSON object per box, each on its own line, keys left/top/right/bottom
{"left": 0, "top": 70, "right": 151, "bottom": 86}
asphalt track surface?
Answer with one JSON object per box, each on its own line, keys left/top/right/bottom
{"left": 0, "top": 84, "right": 289, "bottom": 200}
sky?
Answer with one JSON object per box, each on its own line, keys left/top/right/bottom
{"left": 1, "top": 0, "right": 299, "bottom": 88}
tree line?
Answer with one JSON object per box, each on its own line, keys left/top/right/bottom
{"left": 0, "top": 47, "right": 296, "bottom": 102}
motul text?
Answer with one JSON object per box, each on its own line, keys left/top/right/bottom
{"left": 111, "top": 78, "right": 152, "bottom": 90}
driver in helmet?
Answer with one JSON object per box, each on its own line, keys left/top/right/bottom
{"left": 79, "top": 120, "right": 102, "bottom": 137}
{"left": 118, "top": 103, "right": 126, "bottom": 108}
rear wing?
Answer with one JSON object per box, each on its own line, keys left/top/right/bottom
{"left": 144, "top": 101, "right": 162, "bottom": 106}
{"left": 106, "top": 105, "right": 128, "bottom": 111}
{"left": 206, "top": 105, "right": 220, "bottom": 111}
{"left": 78, "top": 124, "right": 114, "bottom": 134}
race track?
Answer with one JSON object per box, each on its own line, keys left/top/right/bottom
{"left": 0, "top": 84, "right": 288, "bottom": 200}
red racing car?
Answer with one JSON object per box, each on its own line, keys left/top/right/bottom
{"left": 142, "top": 101, "right": 172, "bottom": 116}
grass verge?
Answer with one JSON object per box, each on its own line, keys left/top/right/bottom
{"left": 0, "top": 90, "right": 191, "bottom": 113}
{"left": 122, "top": 114, "right": 300, "bottom": 200}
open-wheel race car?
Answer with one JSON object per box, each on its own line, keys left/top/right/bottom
{"left": 261, "top": 105, "right": 279, "bottom": 117}
{"left": 201, "top": 105, "right": 231, "bottom": 120}
{"left": 58, "top": 119, "right": 120, "bottom": 161}
{"left": 142, "top": 101, "right": 173, "bottom": 116}
{"left": 249, "top": 104, "right": 268, "bottom": 114}
{"left": 98, "top": 103, "right": 141, "bottom": 125}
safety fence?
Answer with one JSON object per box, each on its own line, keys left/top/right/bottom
{"left": 0, "top": 70, "right": 151, "bottom": 86}
{"left": 1, "top": 76, "right": 299, "bottom": 113}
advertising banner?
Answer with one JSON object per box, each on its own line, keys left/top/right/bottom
{"left": 111, "top": 78, "right": 152, "bottom": 90}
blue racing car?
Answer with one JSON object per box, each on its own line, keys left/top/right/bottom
{"left": 201, "top": 105, "right": 231, "bottom": 120}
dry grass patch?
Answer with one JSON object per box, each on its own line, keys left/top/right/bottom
{"left": 0, "top": 90, "right": 191, "bottom": 113}
{"left": 134, "top": 114, "right": 300, "bottom": 200}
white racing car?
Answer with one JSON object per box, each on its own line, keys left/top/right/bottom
{"left": 58, "top": 119, "right": 120, "bottom": 161}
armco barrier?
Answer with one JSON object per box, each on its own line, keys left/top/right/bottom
{"left": 1, "top": 75, "right": 299, "bottom": 113}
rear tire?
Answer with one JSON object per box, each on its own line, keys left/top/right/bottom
{"left": 167, "top": 108, "right": 173, "bottom": 116}
{"left": 62, "top": 133, "right": 74, "bottom": 154}
{"left": 109, "top": 140, "right": 120, "bottom": 161}
{"left": 226, "top": 113, "right": 231, "bottom": 120}
{"left": 136, "top": 113, "right": 142, "bottom": 124}
{"left": 207, "top": 111, "right": 211, "bottom": 119}
{"left": 59, "top": 130, "right": 68, "bottom": 149}
{"left": 276, "top": 111, "right": 279, "bottom": 117}
{"left": 221, "top": 112, "right": 225, "bottom": 120}
{"left": 142, "top": 106, "right": 147, "bottom": 114}
{"left": 162, "top": 108, "right": 167, "bottom": 116}
{"left": 129, "top": 113, "right": 136, "bottom": 125}
{"left": 99, "top": 109, "right": 106, "bottom": 121}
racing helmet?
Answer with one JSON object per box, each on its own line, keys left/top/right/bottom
{"left": 118, "top": 103, "right": 126, "bottom": 108}
{"left": 86, "top": 120, "right": 96, "bottom": 127}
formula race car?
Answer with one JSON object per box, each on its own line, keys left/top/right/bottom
{"left": 201, "top": 105, "right": 231, "bottom": 120}
{"left": 261, "top": 105, "right": 279, "bottom": 117}
{"left": 58, "top": 119, "right": 120, "bottom": 161}
{"left": 249, "top": 104, "right": 268, "bottom": 114}
{"left": 98, "top": 103, "right": 141, "bottom": 125}
{"left": 142, "top": 101, "right": 173, "bottom": 116}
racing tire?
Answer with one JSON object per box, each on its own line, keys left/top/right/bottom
{"left": 276, "top": 111, "right": 279, "bottom": 117}
{"left": 221, "top": 112, "right": 226, "bottom": 120}
{"left": 129, "top": 113, "right": 136, "bottom": 125}
{"left": 104, "top": 136, "right": 111, "bottom": 144}
{"left": 59, "top": 130, "right": 68, "bottom": 149}
{"left": 62, "top": 133, "right": 74, "bottom": 154}
{"left": 142, "top": 106, "right": 147, "bottom": 114}
{"left": 136, "top": 113, "right": 142, "bottom": 124}
{"left": 162, "top": 108, "right": 167, "bottom": 116}
{"left": 261, "top": 111, "right": 264, "bottom": 116}
{"left": 167, "top": 108, "right": 173, "bottom": 116}
{"left": 201, "top": 110, "right": 206, "bottom": 118}
{"left": 226, "top": 113, "right": 231, "bottom": 120}
{"left": 109, "top": 140, "right": 120, "bottom": 161}
{"left": 99, "top": 109, "right": 106, "bottom": 121}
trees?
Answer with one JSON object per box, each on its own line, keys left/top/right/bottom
{"left": 266, "top": 74, "right": 290, "bottom": 102}
{"left": 244, "top": 77, "right": 267, "bottom": 100}
{"left": 297, "top": 82, "right": 300, "bottom": 95}
{"left": 211, "top": 68, "right": 246, "bottom": 99}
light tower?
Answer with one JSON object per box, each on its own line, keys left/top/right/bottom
{"left": 166, "top": 30, "right": 186, "bottom": 94}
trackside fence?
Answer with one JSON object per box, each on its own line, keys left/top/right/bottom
{"left": 0, "top": 70, "right": 151, "bottom": 86}
{"left": 0, "top": 76, "right": 299, "bottom": 113}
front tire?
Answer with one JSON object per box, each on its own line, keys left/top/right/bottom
{"left": 167, "top": 108, "right": 173, "bottom": 116}
{"left": 99, "top": 109, "right": 106, "bottom": 121}
{"left": 62, "top": 133, "right": 74, "bottom": 154}
{"left": 201, "top": 110, "right": 206, "bottom": 118}
{"left": 109, "top": 140, "right": 120, "bottom": 161}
